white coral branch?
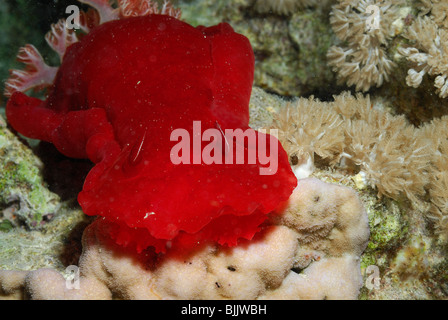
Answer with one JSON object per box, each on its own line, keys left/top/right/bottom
{"left": 4, "top": 45, "right": 58, "bottom": 97}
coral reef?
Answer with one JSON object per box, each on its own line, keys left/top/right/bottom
{"left": 262, "top": 87, "right": 448, "bottom": 299}
{"left": 419, "top": 116, "right": 448, "bottom": 238}
{"left": 0, "top": 178, "right": 370, "bottom": 300}
{"left": 273, "top": 91, "right": 448, "bottom": 234}
{"left": 0, "top": 205, "right": 87, "bottom": 272}
{"left": 178, "top": 0, "right": 448, "bottom": 122}
{"left": 1, "top": 86, "right": 448, "bottom": 300}
{"left": 2, "top": 0, "right": 448, "bottom": 302}
{"left": 0, "top": 117, "right": 90, "bottom": 273}
{"left": 327, "top": 0, "right": 448, "bottom": 102}
{"left": 0, "top": 115, "right": 60, "bottom": 229}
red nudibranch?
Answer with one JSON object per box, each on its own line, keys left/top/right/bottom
{"left": 5, "top": 0, "right": 297, "bottom": 253}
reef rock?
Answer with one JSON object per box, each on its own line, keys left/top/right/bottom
{"left": 0, "top": 178, "right": 370, "bottom": 300}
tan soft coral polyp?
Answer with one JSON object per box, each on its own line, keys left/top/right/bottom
{"left": 327, "top": 0, "right": 406, "bottom": 92}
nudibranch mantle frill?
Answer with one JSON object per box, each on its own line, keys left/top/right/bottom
{"left": 5, "top": 0, "right": 297, "bottom": 253}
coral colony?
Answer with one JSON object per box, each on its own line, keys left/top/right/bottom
{"left": 0, "top": 0, "right": 372, "bottom": 300}
{"left": 0, "top": 178, "right": 369, "bottom": 299}
{"left": 326, "top": 0, "right": 448, "bottom": 98}
{"left": 3, "top": 0, "right": 448, "bottom": 301}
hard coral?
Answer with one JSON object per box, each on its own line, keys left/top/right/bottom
{"left": 0, "top": 178, "right": 370, "bottom": 300}
{"left": 4, "top": 0, "right": 296, "bottom": 253}
{"left": 327, "top": 0, "right": 406, "bottom": 92}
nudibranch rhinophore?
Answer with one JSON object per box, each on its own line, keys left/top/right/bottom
{"left": 5, "top": 0, "right": 297, "bottom": 253}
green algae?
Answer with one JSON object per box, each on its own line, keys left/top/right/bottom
{"left": 0, "top": 115, "right": 90, "bottom": 272}
{"left": 0, "top": 204, "right": 88, "bottom": 271}
{"left": 0, "top": 219, "right": 13, "bottom": 232}
{"left": 362, "top": 198, "right": 408, "bottom": 263}
{"left": 0, "top": 115, "right": 60, "bottom": 229}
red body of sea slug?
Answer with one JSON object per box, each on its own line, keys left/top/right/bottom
{"left": 5, "top": 0, "right": 297, "bottom": 253}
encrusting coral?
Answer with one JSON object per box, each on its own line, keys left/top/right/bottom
{"left": 0, "top": 178, "right": 370, "bottom": 300}
{"left": 273, "top": 91, "right": 448, "bottom": 239}
{"left": 0, "top": 115, "right": 60, "bottom": 229}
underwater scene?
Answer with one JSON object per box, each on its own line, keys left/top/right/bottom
{"left": 0, "top": 0, "right": 447, "bottom": 302}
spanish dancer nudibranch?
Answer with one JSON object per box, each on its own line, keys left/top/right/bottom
{"left": 5, "top": 0, "right": 297, "bottom": 253}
